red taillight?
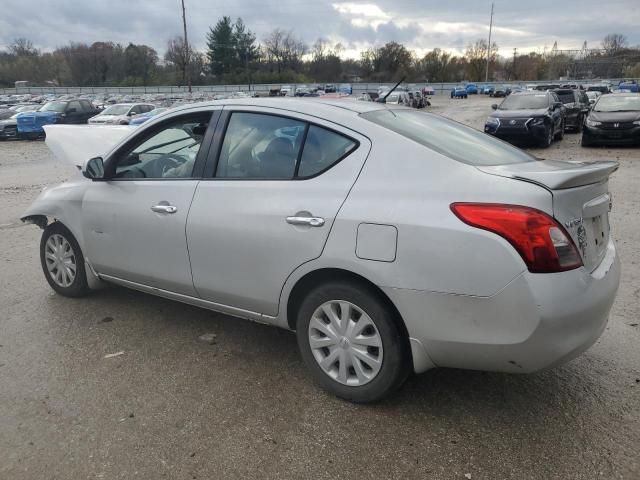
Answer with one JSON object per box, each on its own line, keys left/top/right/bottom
{"left": 450, "top": 203, "right": 583, "bottom": 273}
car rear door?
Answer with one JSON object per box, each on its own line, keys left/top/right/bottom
{"left": 185, "top": 106, "right": 371, "bottom": 317}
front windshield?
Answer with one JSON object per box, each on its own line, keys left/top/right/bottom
{"left": 101, "top": 105, "right": 131, "bottom": 116}
{"left": 362, "top": 109, "right": 535, "bottom": 166}
{"left": 40, "top": 102, "right": 67, "bottom": 113}
{"left": 499, "top": 94, "right": 549, "bottom": 110}
{"left": 555, "top": 92, "right": 575, "bottom": 104}
{"left": 593, "top": 95, "right": 640, "bottom": 112}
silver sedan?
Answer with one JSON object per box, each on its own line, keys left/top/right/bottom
{"left": 23, "top": 98, "right": 620, "bottom": 402}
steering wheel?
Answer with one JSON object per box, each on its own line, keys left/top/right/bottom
{"left": 151, "top": 154, "right": 185, "bottom": 177}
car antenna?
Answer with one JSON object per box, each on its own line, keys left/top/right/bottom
{"left": 383, "top": 77, "right": 406, "bottom": 102}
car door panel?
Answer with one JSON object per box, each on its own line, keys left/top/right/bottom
{"left": 82, "top": 109, "right": 219, "bottom": 296}
{"left": 186, "top": 107, "right": 371, "bottom": 316}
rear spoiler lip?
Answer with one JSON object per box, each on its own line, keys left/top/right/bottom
{"left": 477, "top": 160, "right": 619, "bottom": 190}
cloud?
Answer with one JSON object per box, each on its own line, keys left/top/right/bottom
{"left": 0, "top": 0, "right": 638, "bottom": 59}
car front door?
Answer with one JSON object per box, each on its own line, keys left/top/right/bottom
{"left": 186, "top": 107, "right": 371, "bottom": 317}
{"left": 82, "top": 109, "right": 219, "bottom": 296}
{"left": 65, "top": 101, "right": 84, "bottom": 124}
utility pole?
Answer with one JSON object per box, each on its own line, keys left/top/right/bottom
{"left": 181, "top": 0, "right": 192, "bottom": 93}
{"left": 485, "top": 2, "right": 494, "bottom": 82}
{"left": 513, "top": 47, "right": 517, "bottom": 80}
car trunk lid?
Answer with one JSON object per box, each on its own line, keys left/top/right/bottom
{"left": 478, "top": 160, "right": 618, "bottom": 272}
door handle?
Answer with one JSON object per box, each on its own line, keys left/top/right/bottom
{"left": 151, "top": 204, "right": 177, "bottom": 214}
{"left": 286, "top": 215, "right": 325, "bottom": 227}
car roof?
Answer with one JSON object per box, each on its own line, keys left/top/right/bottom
{"left": 510, "top": 91, "right": 549, "bottom": 96}
{"left": 168, "top": 97, "right": 391, "bottom": 116}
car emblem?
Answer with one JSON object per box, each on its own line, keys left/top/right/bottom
{"left": 613, "top": 123, "right": 619, "bottom": 128}
{"left": 509, "top": 120, "right": 516, "bottom": 125}
{"left": 564, "top": 218, "right": 587, "bottom": 256}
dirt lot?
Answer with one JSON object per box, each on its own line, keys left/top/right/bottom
{"left": 0, "top": 96, "right": 639, "bottom": 480}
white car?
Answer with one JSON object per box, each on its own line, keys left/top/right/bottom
{"left": 23, "top": 98, "right": 620, "bottom": 402}
{"left": 89, "top": 103, "right": 156, "bottom": 125}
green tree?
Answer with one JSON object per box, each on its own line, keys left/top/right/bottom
{"left": 207, "top": 16, "right": 235, "bottom": 76}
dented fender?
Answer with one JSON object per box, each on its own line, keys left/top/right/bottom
{"left": 21, "top": 179, "right": 91, "bottom": 248}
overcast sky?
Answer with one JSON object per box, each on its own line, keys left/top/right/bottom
{"left": 1, "top": 0, "right": 639, "bottom": 58}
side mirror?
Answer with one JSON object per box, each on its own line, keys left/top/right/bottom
{"left": 83, "top": 157, "right": 105, "bottom": 180}
{"left": 491, "top": 104, "right": 498, "bottom": 110}
{"left": 66, "top": 107, "right": 77, "bottom": 114}
{"left": 128, "top": 111, "right": 135, "bottom": 116}
{"left": 553, "top": 102, "right": 562, "bottom": 110}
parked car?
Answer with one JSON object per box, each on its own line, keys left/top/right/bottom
{"left": 451, "top": 87, "right": 468, "bottom": 99}
{"left": 485, "top": 91, "right": 566, "bottom": 147}
{"left": 280, "top": 85, "right": 294, "bottom": 96}
{"left": 586, "top": 91, "right": 601, "bottom": 105}
{"left": 16, "top": 99, "right": 100, "bottom": 138}
{"left": 483, "top": 85, "right": 496, "bottom": 95}
{"left": 587, "top": 84, "right": 611, "bottom": 95}
{"left": 324, "top": 84, "right": 337, "bottom": 93}
{"left": 338, "top": 84, "right": 353, "bottom": 95}
{"left": 23, "top": 98, "right": 620, "bottom": 402}
{"left": 129, "top": 107, "right": 169, "bottom": 126}
{"left": 294, "top": 85, "right": 311, "bottom": 96}
{"left": 422, "top": 85, "right": 435, "bottom": 96}
{"left": 552, "top": 88, "right": 591, "bottom": 132}
{"left": 382, "top": 91, "right": 410, "bottom": 105}
{"left": 582, "top": 93, "right": 640, "bottom": 146}
{"left": 0, "top": 112, "right": 20, "bottom": 140}
{"left": 617, "top": 82, "right": 639, "bottom": 93}
{"left": 490, "top": 86, "right": 507, "bottom": 98}
{"left": 89, "top": 103, "right": 156, "bottom": 125}
{"left": 465, "top": 84, "right": 479, "bottom": 94}
{"left": 0, "top": 108, "right": 16, "bottom": 120}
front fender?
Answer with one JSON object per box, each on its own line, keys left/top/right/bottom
{"left": 20, "top": 180, "right": 90, "bottom": 249}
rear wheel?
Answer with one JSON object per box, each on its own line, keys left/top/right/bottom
{"left": 40, "top": 222, "right": 90, "bottom": 297}
{"left": 296, "top": 281, "right": 409, "bottom": 403}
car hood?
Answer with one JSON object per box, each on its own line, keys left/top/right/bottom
{"left": 588, "top": 110, "right": 640, "bottom": 122}
{"left": 0, "top": 118, "right": 17, "bottom": 126}
{"left": 490, "top": 108, "right": 549, "bottom": 119}
{"left": 17, "top": 111, "right": 59, "bottom": 119}
{"left": 43, "top": 124, "right": 133, "bottom": 172}
{"left": 90, "top": 115, "right": 124, "bottom": 121}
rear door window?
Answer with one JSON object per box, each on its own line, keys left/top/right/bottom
{"left": 297, "top": 125, "right": 357, "bottom": 177}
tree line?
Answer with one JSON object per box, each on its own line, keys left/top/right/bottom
{"left": 1, "top": 22, "right": 639, "bottom": 88}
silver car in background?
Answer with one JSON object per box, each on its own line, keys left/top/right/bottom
{"left": 88, "top": 103, "right": 156, "bottom": 125}
{"left": 23, "top": 98, "right": 620, "bottom": 402}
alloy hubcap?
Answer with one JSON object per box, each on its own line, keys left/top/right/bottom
{"left": 45, "top": 234, "right": 76, "bottom": 288}
{"left": 308, "top": 300, "right": 383, "bottom": 386}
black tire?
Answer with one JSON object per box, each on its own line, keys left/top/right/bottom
{"left": 555, "top": 120, "right": 564, "bottom": 140}
{"left": 295, "top": 281, "right": 410, "bottom": 403}
{"left": 540, "top": 124, "right": 553, "bottom": 148}
{"left": 576, "top": 115, "right": 583, "bottom": 133}
{"left": 40, "top": 222, "right": 90, "bottom": 297}
{"left": 581, "top": 134, "right": 592, "bottom": 147}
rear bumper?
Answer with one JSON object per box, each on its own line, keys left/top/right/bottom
{"left": 385, "top": 238, "right": 620, "bottom": 374}
{"left": 583, "top": 125, "right": 640, "bottom": 145}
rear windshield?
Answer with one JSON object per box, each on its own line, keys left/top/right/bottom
{"left": 555, "top": 91, "right": 575, "bottom": 104}
{"left": 361, "top": 109, "right": 535, "bottom": 166}
{"left": 498, "top": 94, "right": 549, "bottom": 110}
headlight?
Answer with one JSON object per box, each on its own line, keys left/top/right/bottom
{"left": 586, "top": 118, "right": 602, "bottom": 127}
{"left": 530, "top": 117, "right": 545, "bottom": 125}
{"left": 486, "top": 117, "right": 499, "bottom": 126}
{"left": 633, "top": 120, "right": 640, "bottom": 126}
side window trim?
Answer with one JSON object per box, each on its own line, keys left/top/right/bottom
{"left": 104, "top": 109, "right": 220, "bottom": 181}
{"left": 202, "top": 109, "right": 360, "bottom": 181}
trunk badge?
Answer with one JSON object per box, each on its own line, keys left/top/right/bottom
{"left": 613, "top": 123, "right": 619, "bottom": 128}
{"left": 564, "top": 218, "right": 588, "bottom": 256}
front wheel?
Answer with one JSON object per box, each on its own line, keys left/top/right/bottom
{"left": 555, "top": 120, "right": 565, "bottom": 140}
{"left": 540, "top": 125, "right": 553, "bottom": 148}
{"left": 296, "top": 281, "right": 409, "bottom": 403}
{"left": 40, "top": 222, "right": 90, "bottom": 297}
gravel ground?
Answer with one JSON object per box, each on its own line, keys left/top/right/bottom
{"left": 0, "top": 96, "right": 638, "bottom": 480}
